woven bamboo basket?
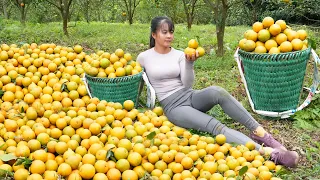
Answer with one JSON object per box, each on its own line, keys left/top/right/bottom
{"left": 238, "top": 47, "right": 311, "bottom": 112}
{"left": 83, "top": 71, "right": 143, "bottom": 106}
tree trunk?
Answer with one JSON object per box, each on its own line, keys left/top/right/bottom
{"left": 216, "top": 0, "right": 227, "bottom": 56}
{"left": 2, "top": 0, "right": 8, "bottom": 19}
{"left": 61, "top": 8, "right": 69, "bottom": 36}
{"left": 63, "top": 14, "right": 68, "bottom": 36}
{"left": 20, "top": 6, "right": 25, "bottom": 26}
{"left": 187, "top": 17, "right": 192, "bottom": 30}
{"left": 84, "top": 0, "right": 90, "bottom": 23}
{"left": 129, "top": 14, "right": 133, "bottom": 24}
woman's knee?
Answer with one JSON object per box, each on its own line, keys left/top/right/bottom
{"left": 207, "top": 86, "right": 229, "bottom": 97}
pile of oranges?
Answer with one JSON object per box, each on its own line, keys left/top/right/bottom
{"left": 184, "top": 39, "right": 205, "bottom": 57}
{"left": 0, "top": 43, "right": 283, "bottom": 180}
{"left": 82, "top": 49, "right": 143, "bottom": 78}
{"left": 239, "top": 17, "right": 308, "bottom": 54}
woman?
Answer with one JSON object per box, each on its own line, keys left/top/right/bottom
{"left": 137, "top": 16, "right": 299, "bottom": 168}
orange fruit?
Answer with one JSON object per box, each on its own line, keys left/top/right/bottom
{"left": 184, "top": 47, "right": 196, "bottom": 56}
{"left": 115, "top": 159, "right": 130, "bottom": 172}
{"left": 245, "top": 141, "right": 256, "bottom": 151}
{"left": 215, "top": 134, "right": 226, "bottom": 145}
{"left": 275, "top": 33, "right": 287, "bottom": 45}
{"left": 115, "top": 49, "right": 124, "bottom": 57}
{"left": 275, "top": 20, "right": 287, "bottom": 31}
{"left": 244, "top": 30, "right": 258, "bottom": 41}
{"left": 181, "top": 156, "right": 194, "bottom": 169}
{"left": 262, "top": 17, "right": 274, "bottom": 28}
{"left": 279, "top": 41, "right": 293, "bottom": 52}
{"left": 202, "top": 161, "right": 218, "bottom": 174}
{"left": 258, "top": 29, "right": 271, "bottom": 42}
{"left": 239, "top": 39, "right": 247, "bottom": 50}
{"left": 269, "top": 47, "right": 280, "bottom": 54}
{"left": 265, "top": 39, "right": 278, "bottom": 51}
{"left": 243, "top": 40, "right": 256, "bottom": 52}
{"left": 13, "top": 168, "right": 29, "bottom": 180}
{"left": 196, "top": 47, "right": 205, "bottom": 57}
{"left": 252, "top": 22, "right": 263, "bottom": 33}
{"left": 73, "top": 45, "right": 83, "bottom": 53}
{"left": 57, "top": 163, "right": 72, "bottom": 177}
{"left": 107, "top": 168, "right": 121, "bottom": 180}
{"left": 291, "top": 38, "right": 303, "bottom": 51}
{"left": 269, "top": 24, "right": 281, "bottom": 36}
{"left": 188, "top": 39, "right": 199, "bottom": 49}
{"left": 30, "top": 160, "right": 46, "bottom": 174}
{"left": 259, "top": 171, "right": 272, "bottom": 180}
{"left": 297, "top": 30, "right": 307, "bottom": 40}
{"left": 210, "top": 173, "right": 224, "bottom": 180}
{"left": 122, "top": 170, "right": 139, "bottom": 180}
{"left": 254, "top": 46, "right": 267, "bottom": 53}
{"left": 264, "top": 160, "right": 276, "bottom": 170}
{"left": 94, "top": 160, "right": 109, "bottom": 173}
{"left": 287, "top": 30, "right": 299, "bottom": 41}
{"left": 79, "top": 164, "right": 95, "bottom": 179}
{"left": 33, "top": 149, "right": 47, "bottom": 162}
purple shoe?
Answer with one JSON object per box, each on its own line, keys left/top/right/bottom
{"left": 250, "top": 132, "right": 287, "bottom": 150}
{"left": 271, "top": 148, "right": 299, "bottom": 168}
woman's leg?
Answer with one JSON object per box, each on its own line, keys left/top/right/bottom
{"left": 191, "top": 86, "right": 260, "bottom": 131}
{"left": 165, "top": 103, "right": 299, "bottom": 168}
{"left": 165, "top": 105, "right": 262, "bottom": 150}
{"left": 190, "top": 86, "right": 286, "bottom": 150}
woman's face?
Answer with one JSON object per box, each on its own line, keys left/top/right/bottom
{"left": 152, "top": 23, "right": 174, "bottom": 48}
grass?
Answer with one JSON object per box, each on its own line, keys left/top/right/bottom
{"left": 1, "top": 19, "right": 320, "bottom": 179}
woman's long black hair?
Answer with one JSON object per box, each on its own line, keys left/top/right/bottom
{"left": 149, "top": 16, "right": 174, "bottom": 48}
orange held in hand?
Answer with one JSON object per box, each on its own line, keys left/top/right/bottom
{"left": 185, "top": 39, "right": 205, "bottom": 57}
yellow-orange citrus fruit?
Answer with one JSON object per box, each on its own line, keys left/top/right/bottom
{"left": 262, "top": 17, "right": 274, "bottom": 28}
{"left": 275, "top": 20, "right": 287, "bottom": 31}
{"left": 188, "top": 39, "right": 199, "bottom": 49}
{"left": 244, "top": 30, "right": 258, "bottom": 42}
{"left": 254, "top": 46, "right": 267, "bottom": 53}
{"left": 252, "top": 22, "right": 264, "bottom": 33}
{"left": 258, "top": 29, "right": 271, "bottom": 42}
{"left": 275, "top": 33, "right": 287, "bottom": 45}
{"left": 280, "top": 41, "right": 293, "bottom": 52}
{"left": 269, "top": 24, "right": 281, "bottom": 36}
{"left": 243, "top": 40, "right": 256, "bottom": 52}
{"left": 265, "top": 39, "right": 278, "bottom": 51}
{"left": 297, "top": 30, "right": 307, "bottom": 41}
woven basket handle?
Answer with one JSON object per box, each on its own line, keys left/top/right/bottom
{"left": 81, "top": 73, "right": 93, "bottom": 99}
{"left": 142, "top": 72, "right": 156, "bottom": 109}
{"left": 234, "top": 48, "right": 320, "bottom": 118}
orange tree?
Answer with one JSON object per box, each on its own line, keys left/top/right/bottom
{"left": 10, "top": 0, "right": 35, "bottom": 26}
{"left": 42, "top": 0, "right": 74, "bottom": 36}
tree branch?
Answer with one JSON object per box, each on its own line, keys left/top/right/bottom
{"left": 221, "top": 0, "right": 228, "bottom": 10}
{"left": 123, "top": 0, "right": 129, "bottom": 14}
{"left": 45, "top": 0, "right": 61, "bottom": 11}
{"left": 132, "top": 0, "right": 140, "bottom": 17}
{"left": 181, "top": 0, "right": 189, "bottom": 19}
{"left": 203, "top": 0, "right": 215, "bottom": 10}
{"left": 67, "top": 0, "right": 72, "bottom": 8}
{"left": 190, "top": 0, "right": 198, "bottom": 20}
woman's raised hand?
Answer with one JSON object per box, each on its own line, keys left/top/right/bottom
{"left": 185, "top": 50, "right": 199, "bottom": 62}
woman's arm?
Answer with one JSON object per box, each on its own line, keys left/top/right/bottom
{"left": 180, "top": 54, "right": 195, "bottom": 89}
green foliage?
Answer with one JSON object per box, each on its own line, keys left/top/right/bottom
{"left": 291, "top": 94, "right": 320, "bottom": 130}
{"left": 14, "top": 157, "right": 33, "bottom": 169}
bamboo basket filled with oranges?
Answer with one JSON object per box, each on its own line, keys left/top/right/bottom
{"left": 82, "top": 49, "right": 143, "bottom": 107}
{"left": 234, "top": 17, "right": 319, "bottom": 118}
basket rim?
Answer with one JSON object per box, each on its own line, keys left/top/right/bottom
{"left": 238, "top": 46, "right": 311, "bottom": 56}
{"left": 84, "top": 68, "right": 144, "bottom": 83}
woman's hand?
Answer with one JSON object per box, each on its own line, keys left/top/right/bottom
{"left": 185, "top": 51, "right": 199, "bottom": 62}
